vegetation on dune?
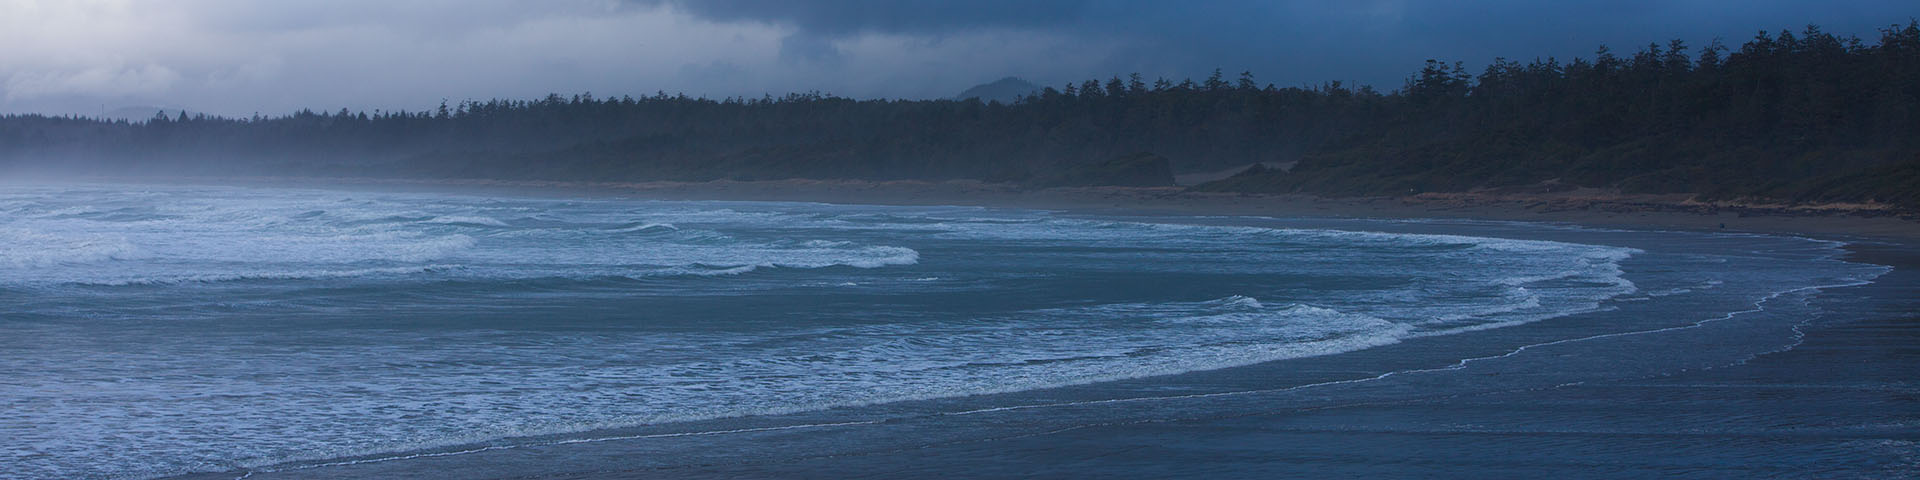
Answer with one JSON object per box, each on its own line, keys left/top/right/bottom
{"left": 1035, "top": 152, "right": 1175, "bottom": 188}
{"left": 1, "top": 22, "right": 1916, "bottom": 208}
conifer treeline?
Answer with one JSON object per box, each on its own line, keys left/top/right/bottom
{"left": 2, "top": 23, "right": 1916, "bottom": 206}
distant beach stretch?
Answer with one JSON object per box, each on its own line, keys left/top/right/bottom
{"left": 121, "top": 175, "right": 1920, "bottom": 241}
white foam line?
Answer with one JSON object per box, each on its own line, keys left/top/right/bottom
{"left": 232, "top": 420, "right": 881, "bottom": 479}
{"left": 943, "top": 271, "right": 1884, "bottom": 417}
{"left": 226, "top": 273, "right": 1880, "bottom": 480}
{"left": 223, "top": 240, "right": 1885, "bottom": 480}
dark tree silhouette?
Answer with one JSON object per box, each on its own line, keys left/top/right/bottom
{"left": 2, "top": 22, "right": 1916, "bottom": 208}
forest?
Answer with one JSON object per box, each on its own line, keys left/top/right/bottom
{"left": 2, "top": 22, "right": 1916, "bottom": 208}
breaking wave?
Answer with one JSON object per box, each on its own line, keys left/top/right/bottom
{"left": 0, "top": 183, "right": 1721, "bottom": 480}
{"left": 77, "top": 265, "right": 463, "bottom": 286}
{"left": 0, "top": 228, "right": 145, "bottom": 267}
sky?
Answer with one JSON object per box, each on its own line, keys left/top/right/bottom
{"left": 0, "top": 0, "right": 1913, "bottom": 117}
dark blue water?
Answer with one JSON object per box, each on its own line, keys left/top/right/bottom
{"left": 0, "top": 183, "right": 1893, "bottom": 479}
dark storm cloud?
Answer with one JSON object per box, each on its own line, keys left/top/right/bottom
{"left": 646, "top": 0, "right": 1918, "bottom": 88}
{"left": 641, "top": 0, "right": 1092, "bottom": 36}
{"left": 3, "top": 1, "right": 1914, "bottom": 116}
{"left": 636, "top": 0, "right": 1093, "bottom": 63}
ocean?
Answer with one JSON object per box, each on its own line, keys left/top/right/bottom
{"left": 0, "top": 182, "right": 1900, "bottom": 479}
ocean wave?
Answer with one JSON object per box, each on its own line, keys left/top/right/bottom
{"left": 38, "top": 205, "right": 107, "bottom": 217}
{"left": 424, "top": 215, "right": 509, "bottom": 227}
{"left": 335, "top": 213, "right": 437, "bottom": 226}
{"left": 643, "top": 250, "right": 921, "bottom": 278}
{"left": 1200, "top": 295, "right": 1264, "bottom": 309}
{"left": 605, "top": 222, "right": 677, "bottom": 233}
{"left": 0, "top": 229, "right": 145, "bottom": 267}
{"left": 675, "top": 244, "right": 922, "bottom": 270}
{"left": 247, "top": 232, "right": 478, "bottom": 263}
{"left": 917, "top": 216, "right": 1643, "bottom": 263}
{"left": 76, "top": 265, "right": 462, "bottom": 286}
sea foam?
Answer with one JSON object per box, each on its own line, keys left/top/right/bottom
{"left": 1, "top": 183, "right": 1716, "bottom": 480}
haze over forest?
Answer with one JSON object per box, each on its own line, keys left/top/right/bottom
{"left": 4, "top": 20, "right": 1917, "bottom": 209}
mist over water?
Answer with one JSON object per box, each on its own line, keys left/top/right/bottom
{"left": 0, "top": 183, "right": 1884, "bottom": 479}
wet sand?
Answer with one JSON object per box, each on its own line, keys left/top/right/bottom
{"left": 83, "top": 175, "right": 1916, "bottom": 479}
{"left": 626, "top": 242, "right": 1919, "bottom": 479}
{"left": 131, "top": 188, "right": 1915, "bottom": 480}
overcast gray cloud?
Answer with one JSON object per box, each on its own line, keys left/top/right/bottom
{"left": 0, "top": 0, "right": 1912, "bottom": 117}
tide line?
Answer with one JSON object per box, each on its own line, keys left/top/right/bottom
{"left": 232, "top": 420, "right": 882, "bottom": 479}
{"left": 229, "top": 246, "right": 1886, "bottom": 480}
{"left": 943, "top": 270, "right": 1882, "bottom": 417}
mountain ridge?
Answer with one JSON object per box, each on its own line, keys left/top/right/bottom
{"left": 952, "top": 77, "right": 1040, "bottom": 104}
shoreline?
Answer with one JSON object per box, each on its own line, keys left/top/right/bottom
{"left": 148, "top": 203, "right": 1916, "bottom": 480}
{"left": 74, "top": 175, "right": 1920, "bottom": 243}
{"left": 40, "top": 177, "right": 1896, "bottom": 479}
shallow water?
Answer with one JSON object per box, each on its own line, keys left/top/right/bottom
{"left": 0, "top": 183, "right": 1891, "bottom": 479}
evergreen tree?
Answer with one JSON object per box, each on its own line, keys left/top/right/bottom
{"left": 1, "top": 21, "right": 1914, "bottom": 208}
{"left": 1203, "top": 68, "right": 1227, "bottom": 91}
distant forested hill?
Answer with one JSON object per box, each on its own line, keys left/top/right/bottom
{"left": 953, "top": 77, "right": 1042, "bottom": 103}
{"left": 2, "top": 23, "right": 1916, "bottom": 208}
